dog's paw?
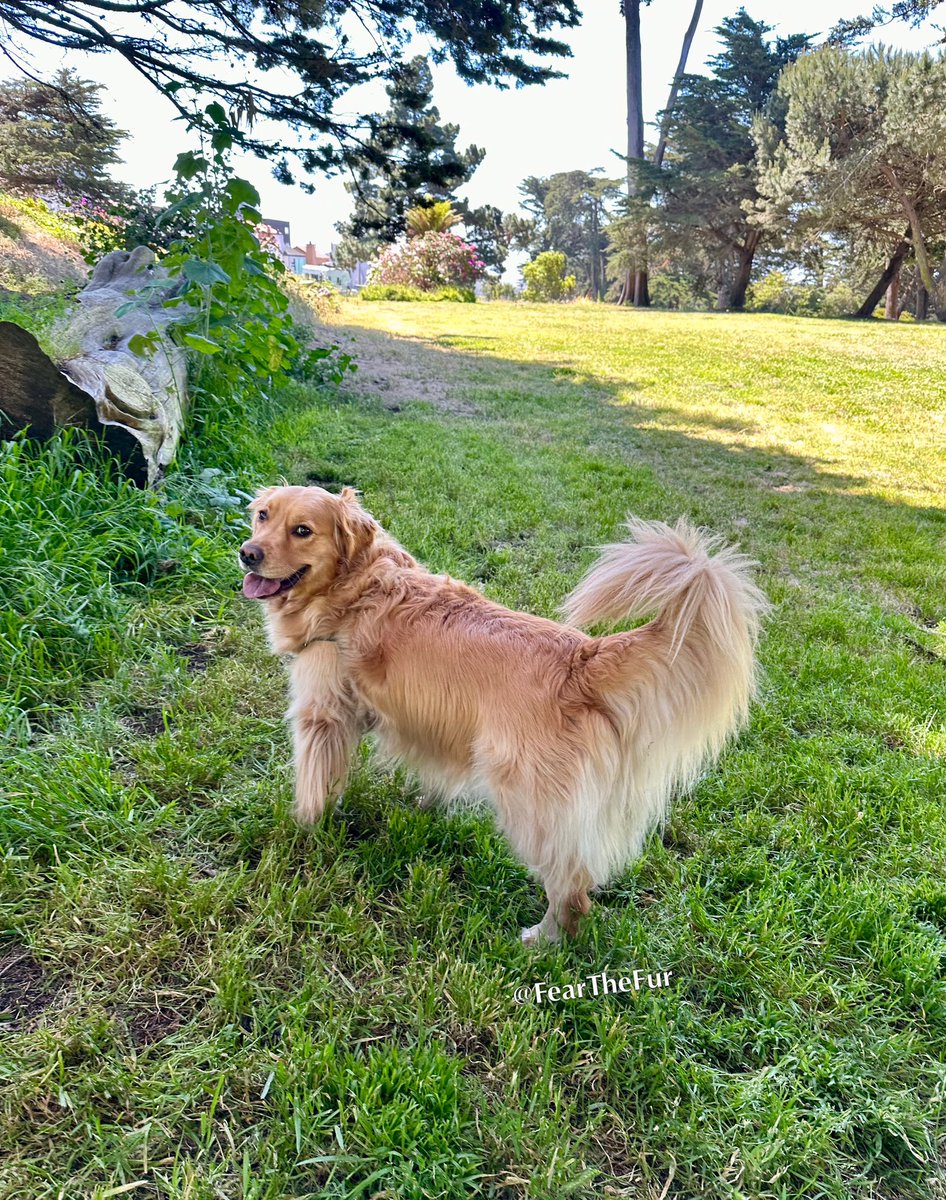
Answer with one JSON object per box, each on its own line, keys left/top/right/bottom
{"left": 520, "top": 922, "right": 560, "bottom": 947}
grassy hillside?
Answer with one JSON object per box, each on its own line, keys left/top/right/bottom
{"left": 2, "top": 302, "right": 945, "bottom": 1199}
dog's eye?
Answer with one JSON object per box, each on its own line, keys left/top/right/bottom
{"left": 292, "top": 525, "right": 312, "bottom": 538}
{"left": 257, "top": 510, "right": 268, "bottom": 522}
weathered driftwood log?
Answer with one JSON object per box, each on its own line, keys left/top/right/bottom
{"left": 0, "top": 246, "right": 189, "bottom": 485}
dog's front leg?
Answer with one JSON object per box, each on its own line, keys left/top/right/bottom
{"left": 288, "top": 643, "right": 363, "bottom": 823}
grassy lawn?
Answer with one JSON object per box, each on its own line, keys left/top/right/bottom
{"left": 2, "top": 300, "right": 946, "bottom": 1199}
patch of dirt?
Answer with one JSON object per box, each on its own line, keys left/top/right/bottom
{"left": 127, "top": 1003, "right": 186, "bottom": 1047}
{"left": 0, "top": 202, "right": 87, "bottom": 291}
{"left": 179, "top": 643, "right": 211, "bottom": 673}
{"left": 325, "top": 323, "right": 481, "bottom": 414}
{"left": 123, "top": 708, "right": 171, "bottom": 737}
{"left": 0, "top": 950, "right": 61, "bottom": 1030}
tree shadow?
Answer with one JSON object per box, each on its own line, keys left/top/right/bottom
{"left": 317, "top": 313, "right": 946, "bottom": 628}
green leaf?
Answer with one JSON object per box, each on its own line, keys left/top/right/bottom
{"left": 182, "top": 259, "right": 231, "bottom": 286}
{"left": 204, "top": 102, "right": 228, "bottom": 127}
{"left": 225, "top": 177, "right": 261, "bottom": 209}
{"left": 173, "top": 152, "right": 208, "bottom": 182}
{"left": 181, "top": 333, "right": 222, "bottom": 355}
{"left": 128, "top": 333, "right": 157, "bottom": 357}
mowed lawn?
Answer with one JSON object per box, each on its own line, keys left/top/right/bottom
{"left": 2, "top": 301, "right": 946, "bottom": 1199}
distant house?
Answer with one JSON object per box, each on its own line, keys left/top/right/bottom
{"left": 262, "top": 218, "right": 291, "bottom": 257}
{"left": 286, "top": 246, "right": 307, "bottom": 274}
{"left": 260, "top": 225, "right": 369, "bottom": 289}
{"left": 304, "top": 242, "right": 333, "bottom": 269}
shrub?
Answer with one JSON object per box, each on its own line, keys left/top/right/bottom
{"left": 522, "top": 251, "right": 576, "bottom": 302}
{"left": 649, "top": 273, "right": 711, "bottom": 311}
{"left": 369, "top": 231, "right": 485, "bottom": 292}
{"left": 282, "top": 274, "right": 342, "bottom": 328}
{"left": 746, "top": 270, "right": 824, "bottom": 317}
{"left": 482, "top": 279, "right": 519, "bottom": 301}
{"left": 360, "top": 283, "right": 475, "bottom": 303}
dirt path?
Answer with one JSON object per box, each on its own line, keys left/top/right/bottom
{"left": 323, "top": 310, "right": 482, "bottom": 414}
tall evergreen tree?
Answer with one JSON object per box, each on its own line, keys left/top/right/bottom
{"left": 0, "top": 68, "right": 127, "bottom": 201}
{"left": 617, "top": 0, "right": 704, "bottom": 306}
{"left": 334, "top": 58, "right": 484, "bottom": 260}
{"left": 652, "top": 10, "right": 811, "bottom": 310}
{"left": 519, "top": 171, "right": 622, "bottom": 298}
{"left": 754, "top": 45, "right": 946, "bottom": 319}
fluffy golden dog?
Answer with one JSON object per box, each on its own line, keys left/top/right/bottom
{"left": 240, "top": 485, "right": 765, "bottom": 944}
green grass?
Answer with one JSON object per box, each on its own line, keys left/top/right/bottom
{"left": 2, "top": 301, "right": 946, "bottom": 1198}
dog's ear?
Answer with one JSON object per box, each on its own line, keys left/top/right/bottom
{"left": 333, "top": 488, "right": 376, "bottom": 569}
{"left": 248, "top": 486, "right": 277, "bottom": 513}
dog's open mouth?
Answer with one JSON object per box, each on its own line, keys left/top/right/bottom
{"left": 242, "top": 565, "right": 310, "bottom": 600}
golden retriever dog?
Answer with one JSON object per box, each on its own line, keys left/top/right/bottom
{"left": 240, "top": 485, "right": 766, "bottom": 944}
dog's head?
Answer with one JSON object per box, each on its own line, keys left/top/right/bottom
{"left": 239, "top": 485, "right": 376, "bottom": 602}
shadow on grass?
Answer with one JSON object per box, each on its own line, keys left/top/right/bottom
{"left": 319, "top": 314, "right": 946, "bottom": 619}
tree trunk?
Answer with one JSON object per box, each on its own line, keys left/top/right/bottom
{"left": 853, "top": 228, "right": 911, "bottom": 318}
{"left": 653, "top": 0, "right": 704, "bottom": 170}
{"left": 916, "top": 281, "right": 929, "bottom": 321}
{"left": 622, "top": 0, "right": 649, "bottom": 306}
{"left": 884, "top": 266, "right": 901, "bottom": 319}
{"left": 881, "top": 164, "right": 944, "bottom": 318}
{"left": 590, "top": 201, "right": 600, "bottom": 300}
{"left": 727, "top": 234, "right": 760, "bottom": 311}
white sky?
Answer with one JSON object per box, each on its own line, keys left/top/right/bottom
{"left": 13, "top": 2, "right": 939, "bottom": 254}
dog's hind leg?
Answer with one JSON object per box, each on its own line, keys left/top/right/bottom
{"left": 289, "top": 643, "right": 365, "bottom": 823}
{"left": 521, "top": 870, "right": 593, "bottom": 946}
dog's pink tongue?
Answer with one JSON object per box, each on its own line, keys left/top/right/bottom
{"left": 243, "top": 573, "right": 282, "bottom": 599}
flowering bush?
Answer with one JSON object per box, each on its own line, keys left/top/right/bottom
{"left": 369, "top": 231, "right": 485, "bottom": 292}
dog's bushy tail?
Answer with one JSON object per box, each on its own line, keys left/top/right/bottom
{"left": 561, "top": 518, "right": 767, "bottom": 878}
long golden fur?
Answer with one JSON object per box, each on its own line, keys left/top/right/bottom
{"left": 240, "top": 485, "right": 766, "bottom": 943}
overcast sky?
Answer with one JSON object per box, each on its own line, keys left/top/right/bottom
{"left": 17, "top": 2, "right": 939, "bottom": 255}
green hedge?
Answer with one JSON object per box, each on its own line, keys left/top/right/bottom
{"left": 359, "top": 283, "right": 476, "bottom": 303}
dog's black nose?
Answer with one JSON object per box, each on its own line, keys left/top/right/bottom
{"left": 240, "top": 541, "right": 264, "bottom": 566}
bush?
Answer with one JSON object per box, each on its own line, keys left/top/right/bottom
{"left": 482, "top": 279, "right": 519, "bottom": 301}
{"left": 649, "top": 273, "right": 711, "bottom": 311}
{"left": 282, "top": 275, "right": 342, "bottom": 328}
{"left": 746, "top": 270, "right": 824, "bottom": 317}
{"left": 522, "top": 251, "right": 576, "bottom": 302}
{"left": 360, "top": 283, "right": 475, "bottom": 303}
{"left": 369, "top": 231, "right": 485, "bottom": 292}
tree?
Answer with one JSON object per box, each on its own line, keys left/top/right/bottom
{"left": 519, "top": 171, "right": 621, "bottom": 298}
{"left": 406, "top": 200, "right": 462, "bottom": 237}
{"left": 334, "top": 58, "right": 484, "bottom": 260}
{"left": 0, "top": 68, "right": 127, "bottom": 201}
{"left": 754, "top": 46, "right": 946, "bottom": 319}
{"left": 829, "top": 1, "right": 943, "bottom": 44}
{"left": 455, "top": 203, "right": 529, "bottom": 275}
{"left": 522, "top": 251, "right": 576, "bottom": 301}
{"left": 0, "top": 1, "right": 579, "bottom": 174}
{"left": 650, "top": 10, "right": 811, "bottom": 310}
{"left": 617, "top": 0, "right": 706, "bottom": 306}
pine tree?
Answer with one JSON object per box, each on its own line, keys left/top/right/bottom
{"left": 0, "top": 1, "right": 578, "bottom": 175}
{"left": 334, "top": 58, "right": 484, "bottom": 260}
{"left": 651, "top": 10, "right": 811, "bottom": 310}
{"left": 0, "top": 69, "right": 127, "bottom": 201}
{"left": 754, "top": 46, "right": 946, "bottom": 319}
